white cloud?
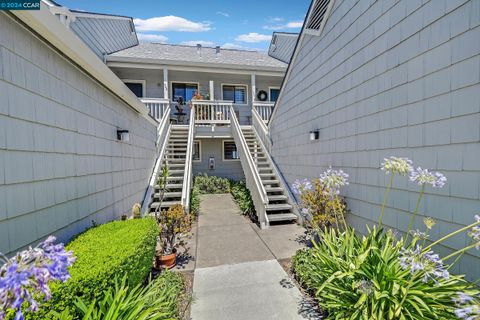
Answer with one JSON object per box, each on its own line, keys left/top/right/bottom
{"left": 134, "top": 16, "right": 211, "bottom": 32}
{"left": 263, "top": 20, "right": 303, "bottom": 30}
{"left": 181, "top": 40, "right": 216, "bottom": 47}
{"left": 268, "top": 17, "right": 284, "bottom": 22}
{"left": 221, "top": 43, "right": 265, "bottom": 52}
{"left": 137, "top": 33, "right": 168, "bottom": 43}
{"left": 235, "top": 32, "right": 272, "bottom": 43}
{"left": 216, "top": 11, "right": 229, "bottom": 17}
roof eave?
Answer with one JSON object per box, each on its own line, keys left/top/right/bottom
{"left": 105, "top": 55, "right": 287, "bottom": 73}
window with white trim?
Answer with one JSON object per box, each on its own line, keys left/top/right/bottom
{"left": 123, "top": 80, "right": 145, "bottom": 98}
{"left": 305, "top": 0, "right": 334, "bottom": 34}
{"left": 223, "top": 141, "right": 240, "bottom": 160}
{"left": 222, "top": 85, "right": 247, "bottom": 104}
{"left": 193, "top": 140, "right": 201, "bottom": 162}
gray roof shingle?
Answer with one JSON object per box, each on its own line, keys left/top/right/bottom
{"left": 107, "top": 43, "right": 287, "bottom": 70}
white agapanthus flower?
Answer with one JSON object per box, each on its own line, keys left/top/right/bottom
{"left": 318, "top": 166, "right": 349, "bottom": 196}
{"left": 409, "top": 167, "right": 447, "bottom": 188}
{"left": 381, "top": 156, "right": 413, "bottom": 176}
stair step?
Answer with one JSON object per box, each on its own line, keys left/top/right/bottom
{"left": 164, "top": 183, "right": 183, "bottom": 189}
{"left": 260, "top": 173, "right": 276, "bottom": 177}
{"left": 267, "top": 213, "right": 297, "bottom": 222}
{"left": 262, "top": 180, "right": 279, "bottom": 185}
{"left": 150, "top": 201, "right": 182, "bottom": 209}
{"left": 166, "top": 163, "right": 185, "bottom": 168}
{"left": 167, "top": 176, "right": 184, "bottom": 180}
{"left": 267, "top": 195, "right": 288, "bottom": 201}
{"left": 266, "top": 203, "right": 292, "bottom": 211}
{"left": 153, "top": 191, "right": 182, "bottom": 198}
{"left": 266, "top": 187, "right": 283, "bottom": 192}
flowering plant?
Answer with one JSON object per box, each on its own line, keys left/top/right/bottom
{"left": 292, "top": 157, "right": 480, "bottom": 319}
{"left": 158, "top": 204, "right": 192, "bottom": 255}
{"left": 292, "top": 175, "right": 347, "bottom": 230}
{"left": 0, "top": 236, "right": 75, "bottom": 320}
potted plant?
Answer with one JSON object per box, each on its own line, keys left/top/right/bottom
{"left": 155, "top": 204, "right": 191, "bottom": 269}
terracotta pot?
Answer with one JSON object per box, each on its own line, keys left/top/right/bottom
{"left": 156, "top": 252, "right": 177, "bottom": 269}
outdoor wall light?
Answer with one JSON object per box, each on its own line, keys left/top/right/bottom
{"left": 309, "top": 130, "right": 320, "bottom": 141}
{"left": 117, "top": 129, "right": 130, "bottom": 142}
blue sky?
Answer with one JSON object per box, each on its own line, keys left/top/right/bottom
{"left": 57, "top": 0, "right": 310, "bottom": 51}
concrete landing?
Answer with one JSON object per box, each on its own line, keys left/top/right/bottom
{"left": 191, "top": 194, "right": 313, "bottom": 320}
{"left": 191, "top": 260, "right": 306, "bottom": 320}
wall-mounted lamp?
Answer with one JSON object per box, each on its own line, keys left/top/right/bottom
{"left": 117, "top": 129, "right": 130, "bottom": 142}
{"left": 309, "top": 130, "right": 320, "bottom": 141}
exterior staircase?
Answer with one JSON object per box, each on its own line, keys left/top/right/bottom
{"left": 241, "top": 127, "right": 297, "bottom": 223}
{"left": 149, "top": 125, "right": 189, "bottom": 213}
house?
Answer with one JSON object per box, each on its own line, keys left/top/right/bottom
{"left": 267, "top": 0, "right": 480, "bottom": 281}
{"left": 268, "top": 32, "right": 299, "bottom": 64}
{"left": 0, "top": 0, "right": 298, "bottom": 257}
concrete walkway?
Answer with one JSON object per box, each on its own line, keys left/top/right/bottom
{"left": 190, "top": 194, "right": 313, "bottom": 320}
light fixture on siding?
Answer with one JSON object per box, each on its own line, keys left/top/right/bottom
{"left": 117, "top": 129, "right": 130, "bottom": 142}
{"left": 309, "top": 130, "right": 319, "bottom": 141}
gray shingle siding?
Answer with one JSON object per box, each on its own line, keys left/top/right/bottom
{"left": 270, "top": 0, "right": 480, "bottom": 281}
{"left": 268, "top": 33, "right": 299, "bottom": 64}
{"left": 0, "top": 12, "right": 156, "bottom": 254}
{"left": 69, "top": 13, "right": 138, "bottom": 60}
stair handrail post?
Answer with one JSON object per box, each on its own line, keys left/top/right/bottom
{"left": 141, "top": 105, "right": 172, "bottom": 215}
{"left": 181, "top": 105, "right": 195, "bottom": 212}
{"left": 229, "top": 105, "right": 269, "bottom": 228}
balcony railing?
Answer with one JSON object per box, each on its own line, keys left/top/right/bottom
{"left": 192, "top": 100, "right": 232, "bottom": 125}
{"left": 253, "top": 102, "right": 274, "bottom": 124}
{"left": 141, "top": 98, "right": 170, "bottom": 122}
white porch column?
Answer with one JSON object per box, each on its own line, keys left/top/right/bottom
{"left": 251, "top": 74, "right": 256, "bottom": 102}
{"left": 209, "top": 80, "right": 214, "bottom": 100}
{"left": 163, "top": 67, "right": 169, "bottom": 99}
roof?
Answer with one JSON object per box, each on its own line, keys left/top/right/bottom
{"left": 107, "top": 43, "right": 288, "bottom": 71}
{"left": 11, "top": 1, "right": 155, "bottom": 124}
{"left": 68, "top": 11, "right": 138, "bottom": 60}
{"left": 268, "top": 32, "right": 299, "bottom": 64}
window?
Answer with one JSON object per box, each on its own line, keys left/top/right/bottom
{"left": 172, "top": 83, "right": 198, "bottom": 103}
{"left": 223, "top": 141, "right": 240, "bottom": 161}
{"left": 305, "top": 0, "right": 334, "bottom": 35}
{"left": 222, "top": 85, "right": 247, "bottom": 104}
{"left": 269, "top": 88, "right": 280, "bottom": 102}
{"left": 123, "top": 80, "right": 145, "bottom": 98}
{"left": 193, "top": 140, "right": 201, "bottom": 162}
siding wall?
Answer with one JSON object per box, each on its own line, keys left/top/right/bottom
{"left": 110, "top": 67, "right": 283, "bottom": 124}
{"left": 268, "top": 33, "right": 299, "bottom": 64}
{"left": 269, "top": 0, "right": 480, "bottom": 280}
{"left": 0, "top": 12, "right": 157, "bottom": 254}
{"left": 192, "top": 138, "right": 245, "bottom": 181}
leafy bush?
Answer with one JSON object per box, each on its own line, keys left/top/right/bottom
{"left": 193, "top": 174, "right": 230, "bottom": 194}
{"left": 53, "top": 272, "right": 185, "bottom": 320}
{"left": 293, "top": 227, "right": 478, "bottom": 319}
{"left": 229, "top": 180, "right": 255, "bottom": 217}
{"left": 33, "top": 218, "right": 158, "bottom": 319}
{"left": 190, "top": 184, "right": 201, "bottom": 216}
{"left": 292, "top": 177, "right": 347, "bottom": 230}
{"left": 291, "top": 158, "right": 480, "bottom": 319}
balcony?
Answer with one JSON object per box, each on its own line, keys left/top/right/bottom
{"left": 141, "top": 98, "right": 275, "bottom": 126}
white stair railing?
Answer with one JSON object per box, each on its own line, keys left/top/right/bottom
{"left": 141, "top": 105, "right": 171, "bottom": 214}
{"left": 229, "top": 105, "right": 269, "bottom": 228}
{"left": 252, "top": 107, "right": 272, "bottom": 154}
{"left": 193, "top": 100, "right": 232, "bottom": 125}
{"left": 141, "top": 98, "right": 170, "bottom": 122}
{"left": 181, "top": 105, "right": 195, "bottom": 212}
{"left": 250, "top": 120, "right": 302, "bottom": 223}
{"left": 253, "top": 102, "right": 274, "bottom": 124}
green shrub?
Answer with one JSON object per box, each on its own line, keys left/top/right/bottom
{"left": 33, "top": 218, "right": 158, "bottom": 319}
{"left": 293, "top": 227, "right": 478, "bottom": 319}
{"left": 229, "top": 180, "right": 255, "bottom": 217}
{"left": 193, "top": 173, "right": 230, "bottom": 194}
{"left": 190, "top": 184, "right": 201, "bottom": 216}
{"left": 53, "top": 271, "right": 185, "bottom": 320}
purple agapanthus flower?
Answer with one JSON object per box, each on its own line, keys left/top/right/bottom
{"left": 0, "top": 236, "right": 75, "bottom": 320}
{"left": 399, "top": 245, "right": 449, "bottom": 283}
{"left": 409, "top": 167, "right": 447, "bottom": 188}
{"left": 468, "top": 215, "right": 480, "bottom": 250}
{"left": 291, "top": 178, "right": 312, "bottom": 195}
{"left": 453, "top": 292, "right": 480, "bottom": 320}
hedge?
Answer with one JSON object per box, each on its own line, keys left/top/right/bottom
{"left": 31, "top": 217, "right": 158, "bottom": 319}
